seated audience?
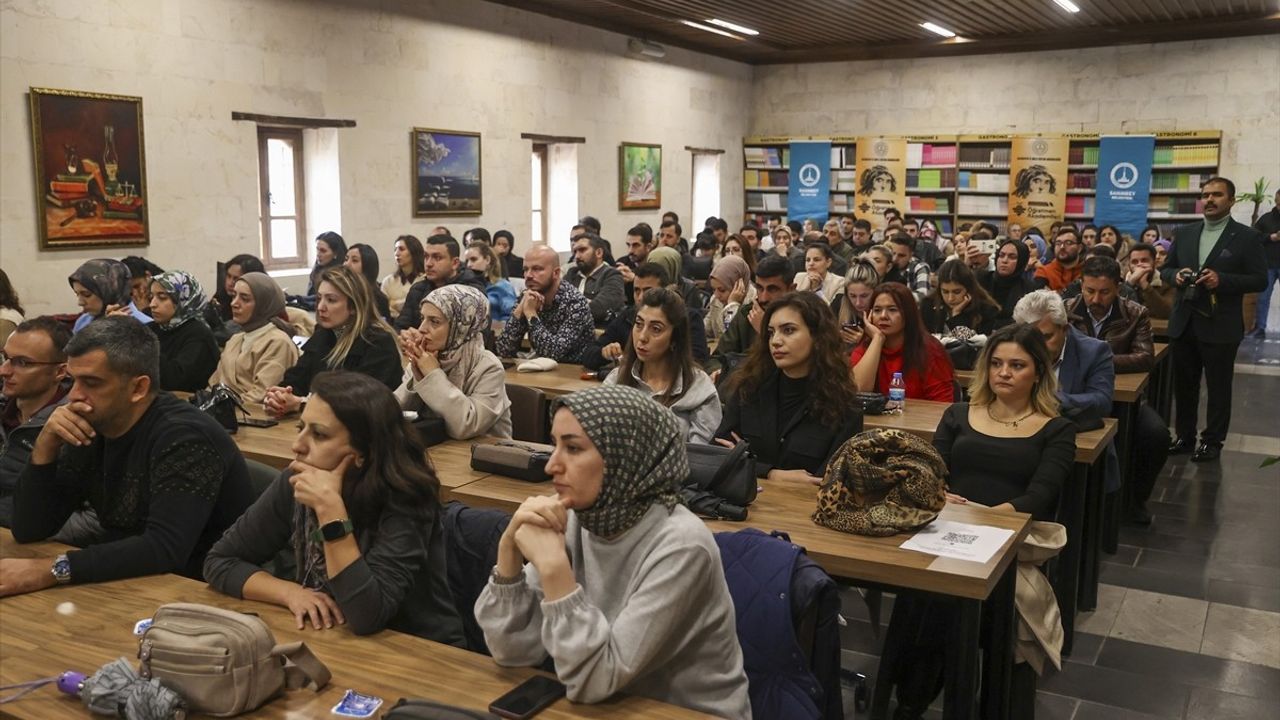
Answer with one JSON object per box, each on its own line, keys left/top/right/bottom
{"left": 1, "top": 317, "right": 71, "bottom": 526}
{"left": 716, "top": 292, "right": 864, "bottom": 482}
{"left": 825, "top": 218, "right": 857, "bottom": 268}
{"left": 147, "top": 270, "right": 219, "bottom": 392}
{"left": 769, "top": 225, "right": 806, "bottom": 276}
{"left": 647, "top": 246, "right": 708, "bottom": 311}
{"left": 266, "top": 266, "right": 402, "bottom": 417}
{"left": 68, "top": 259, "right": 154, "bottom": 332}
{"left": 604, "top": 288, "right": 720, "bottom": 443}
{"left": 616, "top": 223, "right": 654, "bottom": 304}
{"left": 982, "top": 238, "right": 1036, "bottom": 321}
{"left": 581, "top": 264, "right": 708, "bottom": 371}
{"left": 883, "top": 233, "right": 931, "bottom": 300}
{"left": 1122, "top": 242, "right": 1173, "bottom": 320}
{"left": 395, "top": 285, "right": 512, "bottom": 439}
{"left": 921, "top": 260, "right": 1005, "bottom": 337}
{"left": 852, "top": 282, "right": 956, "bottom": 402}
{"left": 3, "top": 317, "right": 253, "bottom": 593}
{"left": 395, "top": 234, "right": 489, "bottom": 331}
{"left": 831, "top": 259, "right": 880, "bottom": 353}
{"left": 495, "top": 245, "right": 595, "bottom": 363}
{"left": 1080, "top": 223, "right": 1098, "bottom": 248}
{"left": 794, "top": 242, "right": 847, "bottom": 301}
{"left": 708, "top": 254, "right": 795, "bottom": 374}
{"left": 465, "top": 240, "right": 517, "bottom": 324}
{"left": 345, "top": 243, "right": 393, "bottom": 321}
{"left": 121, "top": 256, "right": 164, "bottom": 311}
{"left": 208, "top": 272, "right": 299, "bottom": 404}
{"left": 1034, "top": 226, "right": 1084, "bottom": 291}
{"left": 849, "top": 218, "right": 876, "bottom": 255}
{"left": 885, "top": 323, "right": 1075, "bottom": 719}
{"left": 493, "top": 230, "right": 524, "bottom": 279}
{"left": 380, "top": 235, "right": 427, "bottom": 320}
{"left": 706, "top": 254, "right": 755, "bottom": 343}
{"left": 1097, "top": 224, "right": 1131, "bottom": 271}
{"left": 205, "top": 253, "right": 265, "bottom": 344}
{"left": 0, "top": 269, "right": 24, "bottom": 347}
{"left": 563, "top": 233, "right": 626, "bottom": 326}
{"left": 306, "top": 231, "right": 346, "bottom": 297}
{"left": 205, "top": 371, "right": 465, "bottom": 642}
{"left": 476, "top": 385, "right": 750, "bottom": 716}
{"left": 720, "top": 233, "right": 758, "bottom": 276}
{"left": 862, "top": 244, "right": 894, "bottom": 279}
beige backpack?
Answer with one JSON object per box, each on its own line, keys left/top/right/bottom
{"left": 137, "top": 603, "right": 331, "bottom": 717}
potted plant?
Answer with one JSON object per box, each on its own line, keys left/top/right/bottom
{"left": 1236, "top": 177, "right": 1273, "bottom": 224}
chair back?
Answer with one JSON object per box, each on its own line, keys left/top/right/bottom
{"left": 505, "top": 383, "right": 548, "bottom": 443}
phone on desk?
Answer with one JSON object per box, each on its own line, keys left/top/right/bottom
{"left": 238, "top": 417, "right": 278, "bottom": 428}
{"left": 489, "top": 676, "right": 566, "bottom": 719}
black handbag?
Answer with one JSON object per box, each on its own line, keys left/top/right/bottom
{"left": 942, "top": 338, "right": 983, "bottom": 371}
{"left": 685, "top": 441, "right": 756, "bottom": 507}
{"left": 470, "top": 441, "right": 553, "bottom": 482}
{"left": 189, "top": 384, "right": 246, "bottom": 433}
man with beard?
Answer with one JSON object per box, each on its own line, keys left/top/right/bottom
{"left": 616, "top": 223, "right": 653, "bottom": 305}
{"left": 563, "top": 232, "right": 625, "bottom": 326}
{"left": 395, "top": 234, "right": 489, "bottom": 331}
{"left": 708, "top": 255, "right": 795, "bottom": 377}
{"left": 1034, "top": 225, "right": 1085, "bottom": 291}
{"left": 1, "top": 317, "right": 252, "bottom": 595}
{"left": 496, "top": 245, "right": 595, "bottom": 362}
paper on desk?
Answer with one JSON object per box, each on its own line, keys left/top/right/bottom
{"left": 899, "top": 520, "right": 1014, "bottom": 564}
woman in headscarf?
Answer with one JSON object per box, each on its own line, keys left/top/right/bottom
{"left": 394, "top": 284, "right": 511, "bottom": 439}
{"left": 68, "top": 258, "right": 153, "bottom": 332}
{"left": 647, "top": 246, "right": 706, "bottom": 310}
{"left": 475, "top": 385, "right": 751, "bottom": 718}
{"left": 208, "top": 272, "right": 300, "bottom": 403}
{"left": 147, "top": 270, "right": 219, "bottom": 392}
{"left": 981, "top": 238, "right": 1036, "bottom": 321}
{"left": 705, "top": 254, "right": 755, "bottom": 342}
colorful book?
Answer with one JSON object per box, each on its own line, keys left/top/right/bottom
{"left": 103, "top": 210, "right": 141, "bottom": 220}
{"left": 51, "top": 179, "right": 90, "bottom": 194}
{"left": 56, "top": 173, "right": 94, "bottom": 183}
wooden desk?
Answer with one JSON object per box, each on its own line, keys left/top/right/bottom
{"left": 0, "top": 532, "right": 706, "bottom": 720}
{"left": 1151, "top": 317, "right": 1168, "bottom": 338}
{"left": 953, "top": 367, "right": 1151, "bottom": 404}
{"left": 503, "top": 363, "right": 601, "bottom": 398}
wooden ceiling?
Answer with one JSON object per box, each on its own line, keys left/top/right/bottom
{"left": 483, "top": 0, "right": 1280, "bottom": 63}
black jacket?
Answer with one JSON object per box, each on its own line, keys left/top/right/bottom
{"left": 151, "top": 320, "right": 220, "bottom": 392}
{"left": 715, "top": 370, "right": 864, "bottom": 478}
{"left": 281, "top": 326, "right": 402, "bottom": 396}
{"left": 394, "top": 270, "right": 489, "bottom": 331}
{"left": 1160, "top": 218, "right": 1267, "bottom": 344}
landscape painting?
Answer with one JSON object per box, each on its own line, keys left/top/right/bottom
{"left": 29, "top": 87, "right": 149, "bottom": 248}
{"left": 619, "top": 142, "right": 661, "bottom": 210}
{"left": 413, "top": 128, "right": 482, "bottom": 216}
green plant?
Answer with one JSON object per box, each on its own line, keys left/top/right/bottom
{"left": 1236, "top": 177, "right": 1272, "bottom": 224}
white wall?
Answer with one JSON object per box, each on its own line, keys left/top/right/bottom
{"left": 752, "top": 36, "right": 1280, "bottom": 223}
{"left": 0, "top": 0, "right": 752, "bottom": 313}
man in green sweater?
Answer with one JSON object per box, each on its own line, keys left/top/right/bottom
{"left": 708, "top": 254, "right": 795, "bottom": 378}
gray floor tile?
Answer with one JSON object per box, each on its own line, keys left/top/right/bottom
{"left": 1206, "top": 579, "right": 1280, "bottom": 614}
{"left": 1200, "top": 603, "right": 1280, "bottom": 670}
{"left": 1096, "top": 636, "right": 1280, "bottom": 702}
{"left": 1184, "top": 686, "right": 1277, "bottom": 720}
{"left": 1110, "top": 588, "right": 1208, "bottom": 653}
{"left": 1039, "top": 660, "right": 1190, "bottom": 717}
{"left": 1077, "top": 584, "right": 1125, "bottom": 636}
{"left": 1072, "top": 700, "right": 1176, "bottom": 719}
{"left": 1033, "top": 691, "right": 1078, "bottom": 720}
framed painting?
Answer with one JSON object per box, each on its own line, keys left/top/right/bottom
{"left": 618, "top": 142, "right": 661, "bottom": 210}
{"left": 412, "top": 128, "right": 482, "bottom": 217}
{"left": 29, "top": 87, "right": 149, "bottom": 249}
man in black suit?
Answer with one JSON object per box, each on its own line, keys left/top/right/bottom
{"left": 1161, "top": 177, "right": 1267, "bottom": 461}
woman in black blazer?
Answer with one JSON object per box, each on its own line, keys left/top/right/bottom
{"left": 715, "top": 292, "right": 863, "bottom": 482}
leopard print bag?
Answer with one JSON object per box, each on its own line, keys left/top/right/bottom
{"left": 811, "top": 428, "right": 948, "bottom": 536}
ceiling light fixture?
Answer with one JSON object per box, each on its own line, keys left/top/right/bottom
{"left": 1053, "top": 0, "right": 1081, "bottom": 12}
{"left": 627, "top": 37, "right": 667, "bottom": 58}
{"left": 707, "top": 18, "right": 760, "bottom": 36}
{"left": 919, "top": 22, "right": 957, "bottom": 38}
{"left": 681, "top": 20, "right": 741, "bottom": 39}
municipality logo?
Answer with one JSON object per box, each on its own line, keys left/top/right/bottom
{"left": 1032, "top": 139, "right": 1049, "bottom": 156}
{"left": 874, "top": 140, "right": 889, "bottom": 157}
{"left": 1110, "top": 162, "right": 1139, "bottom": 189}
{"left": 798, "top": 163, "right": 821, "bottom": 188}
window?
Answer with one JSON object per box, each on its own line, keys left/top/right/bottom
{"left": 691, "top": 152, "right": 721, "bottom": 227}
{"left": 531, "top": 144, "right": 548, "bottom": 245}
{"left": 257, "top": 128, "right": 307, "bottom": 270}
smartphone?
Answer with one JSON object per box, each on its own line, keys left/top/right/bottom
{"left": 238, "top": 417, "right": 278, "bottom": 428}
{"left": 842, "top": 319, "right": 861, "bottom": 331}
{"left": 973, "top": 238, "right": 999, "bottom": 256}
{"left": 488, "top": 676, "right": 566, "bottom": 720}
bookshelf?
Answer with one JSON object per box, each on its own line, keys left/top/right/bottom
{"left": 743, "top": 136, "right": 791, "bottom": 226}
{"left": 956, "top": 134, "right": 1011, "bottom": 233}
{"left": 829, "top": 136, "right": 858, "bottom": 217}
{"left": 904, "top": 135, "right": 957, "bottom": 234}
{"left": 1147, "top": 130, "right": 1220, "bottom": 235}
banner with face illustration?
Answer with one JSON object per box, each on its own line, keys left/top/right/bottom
{"left": 1008, "top": 136, "right": 1068, "bottom": 235}
{"left": 853, "top": 137, "right": 907, "bottom": 231}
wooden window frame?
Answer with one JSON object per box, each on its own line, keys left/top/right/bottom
{"left": 257, "top": 127, "right": 307, "bottom": 271}
{"left": 532, "top": 143, "right": 549, "bottom": 246}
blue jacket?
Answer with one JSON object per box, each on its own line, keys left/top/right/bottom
{"left": 714, "top": 528, "right": 843, "bottom": 720}
{"left": 1057, "top": 327, "right": 1120, "bottom": 492}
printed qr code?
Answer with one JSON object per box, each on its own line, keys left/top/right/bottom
{"left": 941, "top": 532, "right": 979, "bottom": 545}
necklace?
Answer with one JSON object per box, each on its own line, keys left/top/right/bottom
{"left": 986, "top": 404, "right": 1035, "bottom": 428}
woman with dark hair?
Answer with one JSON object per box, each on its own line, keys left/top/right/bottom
{"left": 794, "top": 242, "right": 846, "bottom": 300}
{"left": 209, "top": 272, "right": 299, "bottom": 404}
{"left": 380, "top": 235, "right": 426, "bottom": 320}
{"left": 0, "top": 268, "right": 24, "bottom": 346}
{"left": 851, "top": 282, "right": 955, "bottom": 403}
{"left": 492, "top": 230, "right": 524, "bottom": 278}
{"left": 204, "top": 371, "right": 465, "bottom": 643}
{"left": 206, "top": 254, "right": 266, "bottom": 342}
{"left": 464, "top": 240, "right": 517, "bottom": 324}
{"left": 475, "top": 385, "right": 750, "bottom": 717}
{"left": 921, "top": 260, "right": 1004, "bottom": 337}
{"left": 307, "top": 231, "right": 347, "bottom": 296}
{"left": 345, "top": 243, "right": 392, "bottom": 322}
{"left": 1095, "top": 224, "right": 1132, "bottom": 271}
{"left": 68, "top": 258, "right": 154, "bottom": 332}
{"left": 884, "top": 323, "right": 1075, "bottom": 719}
{"left": 831, "top": 259, "right": 880, "bottom": 352}
{"left": 716, "top": 292, "right": 864, "bottom": 482}
{"left": 604, "top": 288, "right": 720, "bottom": 443}
{"left": 720, "top": 233, "right": 757, "bottom": 277}
{"left": 1139, "top": 225, "right": 1161, "bottom": 245}
{"left": 1080, "top": 223, "right": 1098, "bottom": 248}
{"left": 147, "top": 270, "right": 219, "bottom": 392}
{"left": 265, "top": 266, "right": 401, "bottom": 417}
{"left": 982, "top": 238, "right": 1037, "bottom": 321}
{"left": 1013, "top": 164, "right": 1057, "bottom": 198}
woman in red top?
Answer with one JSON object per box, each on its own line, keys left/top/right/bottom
{"left": 850, "top": 282, "right": 955, "bottom": 402}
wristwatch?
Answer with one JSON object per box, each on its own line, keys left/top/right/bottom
{"left": 51, "top": 553, "right": 72, "bottom": 585}
{"left": 309, "top": 518, "right": 354, "bottom": 544}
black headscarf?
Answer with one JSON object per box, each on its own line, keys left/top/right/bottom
{"left": 985, "top": 239, "right": 1031, "bottom": 318}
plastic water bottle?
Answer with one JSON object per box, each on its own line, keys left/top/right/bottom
{"left": 888, "top": 372, "right": 906, "bottom": 412}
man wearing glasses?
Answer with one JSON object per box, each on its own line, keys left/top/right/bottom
{"left": 0, "top": 317, "right": 71, "bottom": 526}
{"left": 1034, "top": 226, "right": 1085, "bottom": 291}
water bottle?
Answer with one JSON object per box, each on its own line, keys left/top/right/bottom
{"left": 888, "top": 371, "right": 906, "bottom": 412}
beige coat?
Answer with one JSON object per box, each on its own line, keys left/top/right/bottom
{"left": 793, "top": 270, "right": 847, "bottom": 302}
{"left": 1015, "top": 520, "right": 1066, "bottom": 675}
{"left": 382, "top": 272, "right": 425, "bottom": 319}
{"left": 394, "top": 352, "right": 513, "bottom": 439}
{"left": 208, "top": 324, "right": 300, "bottom": 404}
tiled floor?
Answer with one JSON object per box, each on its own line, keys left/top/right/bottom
{"left": 839, "top": 335, "right": 1280, "bottom": 718}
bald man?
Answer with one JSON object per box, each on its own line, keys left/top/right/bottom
{"left": 495, "top": 245, "right": 595, "bottom": 362}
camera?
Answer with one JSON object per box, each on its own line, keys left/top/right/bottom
{"left": 1178, "top": 268, "right": 1204, "bottom": 303}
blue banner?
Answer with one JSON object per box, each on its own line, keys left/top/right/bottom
{"left": 1095, "top": 135, "right": 1155, "bottom": 237}
{"left": 788, "top": 141, "right": 831, "bottom": 225}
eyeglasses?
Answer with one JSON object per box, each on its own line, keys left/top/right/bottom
{"left": 0, "top": 352, "right": 62, "bottom": 369}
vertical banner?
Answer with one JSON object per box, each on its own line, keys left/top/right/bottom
{"left": 1096, "top": 135, "right": 1156, "bottom": 237}
{"left": 1008, "top": 136, "right": 1069, "bottom": 236}
{"left": 788, "top": 141, "right": 831, "bottom": 225}
{"left": 853, "top": 137, "right": 907, "bottom": 230}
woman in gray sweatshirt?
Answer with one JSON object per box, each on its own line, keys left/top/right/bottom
{"left": 475, "top": 385, "right": 751, "bottom": 718}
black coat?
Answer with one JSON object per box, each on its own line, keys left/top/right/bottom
{"left": 394, "top": 270, "right": 489, "bottom": 331}
{"left": 152, "top": 320, "right": 220, "bottom": 392}
{"left": 281, "top": 326, "right": 402, "bottom": 396}
{"left": 1161, "top": 218, "right": 1267, "bottom": 344}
